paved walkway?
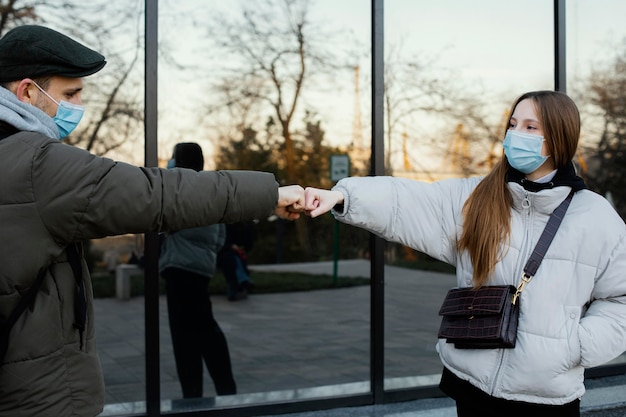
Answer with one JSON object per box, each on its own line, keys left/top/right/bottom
{"left": 95, "top": 260, "right": 626, "bottom": 416}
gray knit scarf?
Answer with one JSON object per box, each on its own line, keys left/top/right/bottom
{"left": 0, "top": 86, "right": 59, "bottom": 139}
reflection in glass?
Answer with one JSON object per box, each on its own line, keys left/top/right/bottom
{"left": 94, "top": 240, "right": 147, "bottom": 416}
{"left": 382, "top": 0, "right": 553, "bottom": 390}
{"left": 155, "top": 0, "right": 372, "bottom": 412}
{"left": 567, "top": 0, "right": 626, "bottom": 368}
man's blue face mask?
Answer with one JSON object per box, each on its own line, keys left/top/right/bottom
{"left": 33, "top": 81, "right": 84, "bottom": 139}
{"left": 167, "top": 159, "right": 176, "bottom": 169}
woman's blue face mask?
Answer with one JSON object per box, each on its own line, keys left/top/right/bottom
{"left": 33, "top": 81, "right": 84, "bottom": 139}
{"left": 503, "top": 130, "right": 549, "bottom": 174}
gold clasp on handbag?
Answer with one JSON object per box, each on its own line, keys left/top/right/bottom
{"left": 512, "top": 273, "right": 533, "bottom": 305}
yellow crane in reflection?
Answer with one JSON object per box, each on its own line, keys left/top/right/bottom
{"left": 443, "top": 123, "right": 471, "bottom": 174}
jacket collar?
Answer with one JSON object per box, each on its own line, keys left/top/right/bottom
{"left": 506, "top": 161, "right": 587, "bottom": 193}
{"left": 0, "top": 86, "right": 59, "bottom": 139}
{"left": 0, "top": 120, "right": 18, "bottom": 140}
{"left": 507, "top": 162, "right": 586, "bottom": 215}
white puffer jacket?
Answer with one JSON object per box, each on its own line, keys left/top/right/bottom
{"left": 332, "top": 175, "right": 626, "bottom": 405}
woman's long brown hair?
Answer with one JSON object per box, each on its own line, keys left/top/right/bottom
{"left": 457, "top": 91, "right": 580, "bottom": 287}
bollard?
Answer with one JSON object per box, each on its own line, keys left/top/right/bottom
{"left": 115, "top": 264, "right": 140, "bottom": 300}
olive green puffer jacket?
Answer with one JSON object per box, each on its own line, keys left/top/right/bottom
{"left": 0, "top": 131, "right": 278, "bottom": 417}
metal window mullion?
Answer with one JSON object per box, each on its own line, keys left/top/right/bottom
{"left": 144, "top": 0, "right": 160, "bottom": 416}
{"left": 554, "top": 0, "right": 566, "bottom": 92}
{"left": 370, "top": 0, "right": 385, "bottom": 404}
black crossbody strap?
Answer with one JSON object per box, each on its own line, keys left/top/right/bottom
{"left": 512, "top": 190, "right": 575, "bottom": 305}
{"left": 0, "top": 268, "right": 47, "bottom": 364}
{"left": 67, "top": 244, "right": 87, "bottom": 350}
{"left": 0, "top": 243, "right": 87, "bottom": 365}
{"left": 524, "top": 190, "right": 575, "bottom": 277}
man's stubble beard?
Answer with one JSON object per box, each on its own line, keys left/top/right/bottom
{"left": 34, "top": 93, "right": 53, "bottom": 117}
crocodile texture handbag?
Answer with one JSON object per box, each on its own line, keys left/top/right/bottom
{"left": 438, "top": 285, "right": 518, "bottom": 348}
{"left": 437, "top": 190, "right": 575, "bottom": 349}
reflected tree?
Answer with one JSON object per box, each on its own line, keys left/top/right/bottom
{"left": 0, "top": 0, "right": 145, "bottom": 158}
{"left": 215, "top": 110, "right": 369, "bottom": 262}
{"left": 215, "top": 124, "right": 280, "bottom": 176}
{"left": 383, "top": 42, "right": 502, "bottom": 177}
{"left": 383, "top": 44, "right": 454, "bottom": 175}
{"left": 203, "top": 0, "right": 356, "bottom": 257}
{"left": 0, "top": 1, "right": 34, "bottom": 28}
{"left": 581, "top": 37, "right": 626, "bottom": 219}
{"left": 206, "top": 0, "right": 351, "bottom": 184}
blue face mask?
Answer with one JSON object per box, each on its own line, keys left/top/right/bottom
{"left": 33, "top": 82, "right": 84, "bottom": 139}
{"left": 503, "top": 130, "right": 549, "bottom": 174}
{"left": 166, "top": 159, "right": 176, "bottom": 169}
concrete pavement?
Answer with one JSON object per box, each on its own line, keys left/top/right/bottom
{"left": 95, "top": 260, "right": 626, "bottom": 416}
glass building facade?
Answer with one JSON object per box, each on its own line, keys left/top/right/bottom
{"left": 77, "top": 1, "right": 626, "bottom": 416}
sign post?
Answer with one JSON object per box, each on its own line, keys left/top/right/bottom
{"left": 329, "top": 155, "right": 350, "bottom": 285}
{"left": 330, "top": 154, "right": 350, "bottom": 182}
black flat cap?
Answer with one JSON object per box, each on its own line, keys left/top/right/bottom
{"left": 0, "top": 25, "right": 106, "bottom": 83}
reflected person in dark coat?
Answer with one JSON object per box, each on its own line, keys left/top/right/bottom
{"left": 159, "top": 142, "right": 236, "bottom": 397}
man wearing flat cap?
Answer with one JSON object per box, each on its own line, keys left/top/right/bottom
{"left": 0, "top": 25, "right": 105, "bottom": 139}
{"left": 0, "top": 25, "right": 305, "bottom": 417}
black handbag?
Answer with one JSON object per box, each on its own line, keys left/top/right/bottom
{"left": 438, "top": 284, "right": 518, "bottom": 348}
{"left": 438, "top": 190, "right": 575, "bottom": 349}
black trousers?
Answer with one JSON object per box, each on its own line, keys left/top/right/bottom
{"left": 455, "top": 399, "right": 580, "bottom": 417}
{"left": 441, "top": 367, "right": 580, "bottom": 417}
{"left": 163, "top": 268, "right": 236, "bottom": 398}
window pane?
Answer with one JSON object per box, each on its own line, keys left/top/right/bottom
{"left": 156, "top": 0, "right": 372, "bottom": 412}
{"left": 382, "top": 0, "right": 553, "bottom": 390}
{"left": 567, "top": 0, "right": 626, "bottom": 366}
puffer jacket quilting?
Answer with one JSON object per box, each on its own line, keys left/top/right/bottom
{"left": 332, "top": 175, "right": 626, "bottom": 405}
{"left": 0, "top": 131, "right": 278, "bottom": 417}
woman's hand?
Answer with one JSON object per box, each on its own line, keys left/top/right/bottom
{"left": 304, "top": 187, "right": 344, "bottom": 218}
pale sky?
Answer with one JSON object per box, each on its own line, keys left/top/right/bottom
{"left": 122, "top": 1, "right": 626, "bottom": 169}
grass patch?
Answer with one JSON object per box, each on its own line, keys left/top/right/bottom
{"left": 91, "top": 256, "right": 453, "bottom": 299}
{"left": 390, "top": 259, "right": 455, "bottom": 274}
{"left": 91, "top": 270, "right": 370, "bottom": 299}
{"left": 212, "top": 271, "right": 369, "bottom": 295}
